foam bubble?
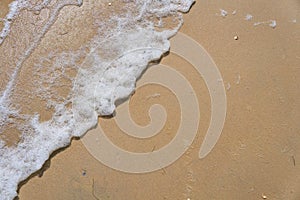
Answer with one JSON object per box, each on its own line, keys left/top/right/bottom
{"left": 245, "top": 14, "right": 253, "bottom": 21}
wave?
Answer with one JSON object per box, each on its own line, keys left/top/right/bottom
{"left": 0, "top": 0, "right": 193, "bottom": 199}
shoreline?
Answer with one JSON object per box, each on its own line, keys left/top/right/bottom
{"left": 1, "top": 0, "right": 300, "bottom": 199}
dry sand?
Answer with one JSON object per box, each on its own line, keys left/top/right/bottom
{"left": 1, "top": 0, "right": 300, "bottom": 199}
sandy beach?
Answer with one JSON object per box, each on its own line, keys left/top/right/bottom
{"left": 1, "top": 0, "right": 299, "bottom": 199}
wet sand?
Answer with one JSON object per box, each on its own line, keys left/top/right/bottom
{"left": 2, "top": 0, "right": 300, "bottom": 199}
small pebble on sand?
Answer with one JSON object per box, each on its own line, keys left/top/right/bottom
{"left": 262, "top": 194, "right": 267, "bottom": 199}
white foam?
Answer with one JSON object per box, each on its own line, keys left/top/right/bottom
{"left": 245, "top": 14, "right": 253, "bottom": 21}
{"left": 269, "top": 20, "right": 276, "bottom": 28}
{"left": 254, "top": 19, "right": 277, "bottom": 28}
{"left": 0, "top": 1, "right": 20, "bottom": 44}
{"left": 219, "top": 9, "right": 228, "bottom": 17}
{"left": 0, "top": 0, "right": 194, "bottom": 199}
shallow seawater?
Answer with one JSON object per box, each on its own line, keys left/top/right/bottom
{"left": 0, "top": 0, "right": 193, "bottom": 199}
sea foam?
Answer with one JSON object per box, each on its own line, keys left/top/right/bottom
{"left": 0, "top": 0, "right": 194, "bottom": 199}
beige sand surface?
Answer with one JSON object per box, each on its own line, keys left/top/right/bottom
{"left": 2, "top": 0, "right": 300, "bottom": 199}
